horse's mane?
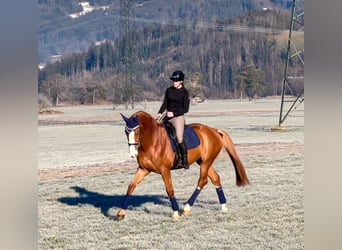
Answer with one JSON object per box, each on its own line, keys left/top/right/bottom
{"left": 131, "top": 111, "right": 156, "bottom": 128}
{"left": 132, "top": 111, "right": 171, "bottom": 152}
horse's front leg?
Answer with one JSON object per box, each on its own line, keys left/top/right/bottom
{"left": 117, "top": 167, "right": 150, "bottom": 221}
{"left": 160, "top": 170, "right": 180, "bottom": 221}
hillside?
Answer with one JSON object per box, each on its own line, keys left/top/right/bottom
{"left": 38, "top": 6, "right": 304, "bottom": 106}
{"left": 38, "top": 0, "right": 295, "bottom": 63}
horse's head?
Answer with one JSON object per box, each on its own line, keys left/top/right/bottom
{"left": 121, "top": 111, "right": 162, "bottom": 158}
{"left": 120, "top": 113, "right": 140, "bottom": 158}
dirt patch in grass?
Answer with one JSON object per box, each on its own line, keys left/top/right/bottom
{"left": 39, "top": 109, "right": 65, "bottom": 115}
{"left": 38, "top": 161, "right": 137, "bottom": 183}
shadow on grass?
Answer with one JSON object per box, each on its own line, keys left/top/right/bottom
{"left": 57, "top": 186, "right": 169, "bottom": 220}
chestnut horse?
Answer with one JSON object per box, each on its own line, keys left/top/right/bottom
{"left": 117, "top": 111, "right": 249, "bottom": 221}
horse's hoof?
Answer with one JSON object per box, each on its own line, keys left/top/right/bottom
{"left": 172, "top": 215, "right": 180, "bottom": 221}
{"left": 172, "top": 211, "right": 180, "bottom": 221}
{"left": 117, "top": 209, "right": 126, "bottom": 221}
{"left": 182, "top": 210, "right": 191, "bottom": 216}
{"left": 117, "top": 214, "right": 125, "bottom": 221}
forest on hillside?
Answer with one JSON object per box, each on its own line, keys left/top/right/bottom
{"left": 39, "top": 0, "right": 292, "bottom": 62}
{"left": 38, "top": 8, "right": 304, "bottom": 109}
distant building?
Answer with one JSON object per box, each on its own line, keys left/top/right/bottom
{"left": 69, "top": 2, "right": 109, "bottom": 19}
{"left": 50, "top": 55, "right": 62, "bottom": 63}
{"left": 95, "top": 39, "right": 113, "bottom": 46}
{"left": 38, "top": 63, "right": 46, "bottom": 70}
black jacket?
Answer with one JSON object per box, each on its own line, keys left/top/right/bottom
{"left": 158, "top": 86, "right": 190, "bottom": 117}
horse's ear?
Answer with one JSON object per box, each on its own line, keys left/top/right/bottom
{"left": 120, "top": 113, "right": 140, "bottom": 129}
{"left": 120, "top": 113, "right": 129, "bottom": 124}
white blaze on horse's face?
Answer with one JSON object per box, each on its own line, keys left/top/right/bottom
{"left": 128, "top": 131, "right": 138, "bottom": 158}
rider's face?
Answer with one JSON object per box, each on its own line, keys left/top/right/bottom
{"left": 173, "top": 80, "right": 182, "bottom": 89}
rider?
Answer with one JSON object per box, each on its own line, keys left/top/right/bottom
{"left": 156, "top": 70, "right": 190, "bottom": 169}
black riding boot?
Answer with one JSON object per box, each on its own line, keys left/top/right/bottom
{"left": 178, "top": 140, "right": 189, "bottom": 169}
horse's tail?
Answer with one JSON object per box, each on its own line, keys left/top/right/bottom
{"left": 217, "top": 129, "right": 249, "bottom": 186}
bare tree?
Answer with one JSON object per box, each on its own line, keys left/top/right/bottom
{"left": 38, "top": 93, "right": 52, "bottom": 112}
{"left": 187, "top": 72, "right": 204, "bottom": 104}
{"left": 41, "top": 73, "right": 65, "bottom": 106}
{"left": 234, "top": 74, "right": 247, "bottom": 101}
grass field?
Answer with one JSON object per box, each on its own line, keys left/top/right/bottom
{"left": 38, "top": 98, "right": 304, "bottom": 249}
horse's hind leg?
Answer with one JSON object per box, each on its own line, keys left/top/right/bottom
{"left": 207, "top": 166, "right": 228, "bottom": 212}
{"left": 182, "top": 163, "right": 211, "bottom": 216}
{"left": 117, "top": 167, "right": 150, "bottom": 221}
{"left": 183, "top": 166, "right": 227, "bottom": 216}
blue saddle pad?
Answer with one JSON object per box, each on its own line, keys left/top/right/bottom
{"left": 164, "top": 125, "right": 200, "bottom": 152}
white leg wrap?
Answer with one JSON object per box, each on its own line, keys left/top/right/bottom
{"left": 183, "top": 203, "right": 191, "bottom": 212}
{"left": 221, "top": 203, "right": 228, "bottom": 212}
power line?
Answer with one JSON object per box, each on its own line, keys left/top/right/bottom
{"left": 39, "top": 13, "right": 292, "bottom": 47}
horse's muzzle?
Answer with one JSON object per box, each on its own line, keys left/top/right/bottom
{"left": 128, "top": 143, "right": 138, "bottom": 158}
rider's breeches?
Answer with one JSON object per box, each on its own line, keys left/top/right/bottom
{"left": 169, "top": 115, "right": 185, "bottom": 143}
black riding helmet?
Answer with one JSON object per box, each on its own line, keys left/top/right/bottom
{"left": 169, "top": 70, "right": 185, "bottom": 81}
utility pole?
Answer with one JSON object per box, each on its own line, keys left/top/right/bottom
{"left": 119, "top": 0, "right": 136, "bottom": 109}
{"left": 272, "top": 0, "right": 304, "bottom": 131}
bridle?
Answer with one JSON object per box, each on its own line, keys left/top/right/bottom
{"left": 125, "top": 125, "right": 141, "bottom": 157}
{"left": 120, "top": 113, "right": 144, "bottom": 157}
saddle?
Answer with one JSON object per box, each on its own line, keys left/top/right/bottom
{"left": 163, "top": 121, "right": 200, "bottom": 170}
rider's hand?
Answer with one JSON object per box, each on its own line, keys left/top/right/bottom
{"left": 167, "top": 111, "right": 174, "bottom": 117}
{"left": 155, "top": 113, "right": 162, "bottom": 120}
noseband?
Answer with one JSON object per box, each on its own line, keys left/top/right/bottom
{"left": 125, "top": 125, "right": 141, "bottom": 147}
